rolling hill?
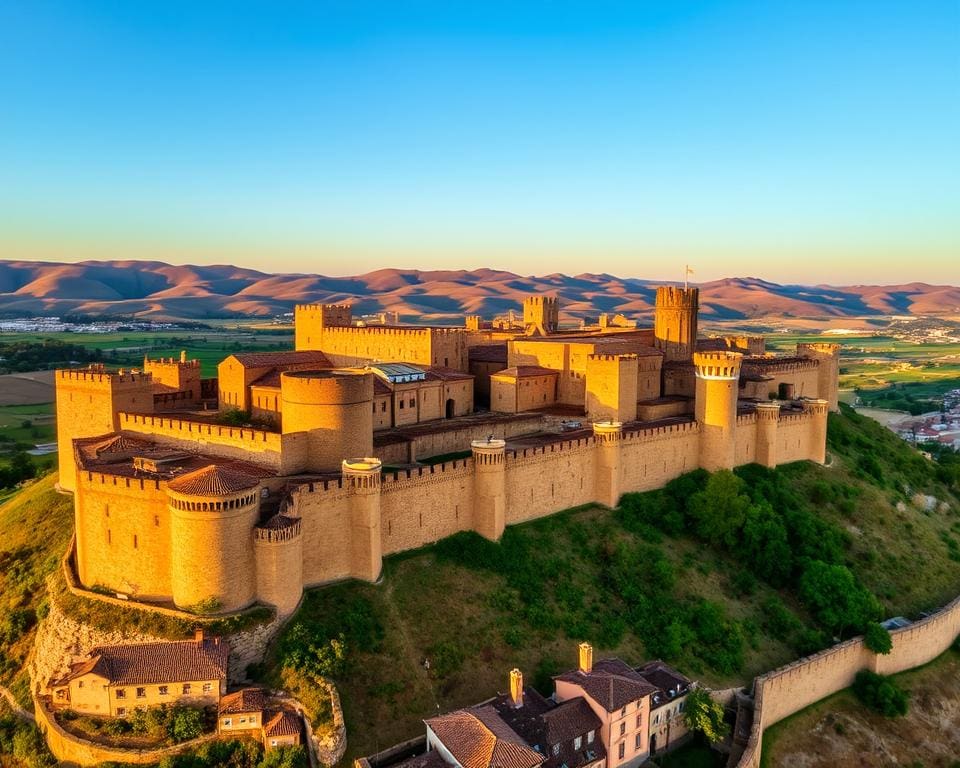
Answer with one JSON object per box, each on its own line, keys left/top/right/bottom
{"left": 0, "top": 260, "right": 958, "bottom": 322}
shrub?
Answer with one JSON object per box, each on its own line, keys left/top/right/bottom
{"left": 798, "top": 560, "right": 879, "bottom": 635}
{"left": 170, "top": 706, "right": 205, "bottom": 742}
{"left": 864, "top": 622, "right": 893, "bottom": 655}
{"left": 852, "top": 669, "right": 909, "bottom": 717}
{"left": 683, "top": 686, "right": 729, "bottom": 742}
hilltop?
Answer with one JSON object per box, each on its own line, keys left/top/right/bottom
{"left": 1, "top": 260, "right": 959, "bottom": 321}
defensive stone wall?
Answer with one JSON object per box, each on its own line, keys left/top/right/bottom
{"left": 119, "top": 413, "right": 285, "bottom": 469}
{"left": 734, "top": 593, "right": 960, "bottom": 768}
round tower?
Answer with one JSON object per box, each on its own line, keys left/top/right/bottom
{"left": 593, "top": 421, "right": 623, "bottom": 508}
{"left": 472, "top": 438, "right": 506, "bottom": 541}
{"left": 797, "top": 343, "right": 841, "bottom": 412}
{"left": 342, "top": 458, "right": 383, "bottom": 582}
{"left": 694, "top": 351, "right": 743, "bottom": 471}
{"left": 167, "top": 465, "right": 261, "bottom": 613}
{"left": 754, "top": 402, "right": 781, "bottom": 468}
{"left": 253, "top": 513, "right": 304, "bottom": 617}
{"left": 654, "top": 286, "right": 699, "bottom": 362}
{"left": 281, "top": 370, "right": 373, "bottom": 472}
{"left": 802, "top": 399, "right": 830, "bottom": 464}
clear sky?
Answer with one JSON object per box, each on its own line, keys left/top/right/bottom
{"left": 1, "top": 1, "right": 957, "bottom": 284}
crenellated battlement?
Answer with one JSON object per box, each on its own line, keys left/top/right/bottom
{"left": 57, "top": 367, "right": 153, "bottom": 387}
{"left": 254, "top": 517, "right": 302, "bottom": 543}
{"left": 797, "top": 342, "right": 842, "bottom": 355}
{"left": 693, "top": 351, "right": 743, "bottom": 380}
{"left": 655, "top": 285, "right": 699, "bottom": 308}
{"left": 119, "top": 412, "right": 279, "bottom": 445}
{"left": 587, "top": 353, "right": 638, "bottom": 363}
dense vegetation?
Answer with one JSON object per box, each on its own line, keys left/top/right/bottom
{"left": 855, "top": 379, "right": 960, "bottom": 415}
{"left": 0, "top": 452, "right": 36, "bottom": 492}
{"left": 58, "top": 704, "right": 208, "bottom": 746}
{"left": 93, "top": 740, "right": 309, "bottom": 768}
{"left": 851, "top": 670, "right": 909, "bottom": 718}
{"left": 259, "top": 405, "right": 960, "bottom": 757}
{"left": 0, "top": 340, "right": 104, "bottom": 374}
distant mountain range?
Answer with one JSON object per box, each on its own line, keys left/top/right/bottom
{"left": 1, "top": 259, "right": 958, "bottom": 323}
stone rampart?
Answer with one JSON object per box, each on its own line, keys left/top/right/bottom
{"left": 734, "top": 593, "right": 960, "bottom": 767}
{"left": 119, "top": 412, "right": 285, "bottom": 469}
{"left": 34, "top": 697, "right": 219, "bottom": 767}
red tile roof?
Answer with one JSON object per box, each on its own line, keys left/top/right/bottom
{"left": 167, "top": 464, "right": 261, "bottom": 496}
{"left": 69, "top": 637, "right": 229, "bottom": 687}
{"left": 493, "top": 366, "right": 559, "bottom": 379}
{"left": 426, "top": 705, "right": 543, "bottom": 768}
{"left": 230, "top": 351, "right": 332, "bottom": 369}
{"left": 263, "top": 710, "right": 302, "bottom": 738}
{"left": 555, "top": 658, "right": 657, "bottom": 712}
{"left": 219, "top": 688, "right": 267, "bottom": 714}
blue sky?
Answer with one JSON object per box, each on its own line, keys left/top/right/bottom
{"left": 0, "top": 1, "right": 957, "bottom": 283}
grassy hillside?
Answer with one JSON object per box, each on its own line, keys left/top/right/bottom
{"left": 258, "top": 405, "right": 960, "bottom": 760}
{"left": 0, "top": 472, "right": 73, "bottom": 708}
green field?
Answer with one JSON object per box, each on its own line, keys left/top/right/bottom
{"left": 0, "top": 403, "right": 56, "bottom": 478}
{"left": 0, "top": 327, "right": 294, "bottom": 377}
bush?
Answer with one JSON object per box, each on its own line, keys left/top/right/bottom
{"left": 852, "top": 669, "right": 909, "bottom": 717}
{"left": 864, "top": 622, "right": 893, "bottom": 655}
{"left": 170, "top": 706, "right": 205, "bottom": 742}
{"left": 798, "top": 560, "right": 879, "bottom": 635}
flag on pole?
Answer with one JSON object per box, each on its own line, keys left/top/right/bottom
{"left": 684, "top": 265, "right": 694, "bottom": 289}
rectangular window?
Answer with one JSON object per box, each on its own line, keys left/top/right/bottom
{"left": 619, "top": 722, "right": 625, "bottom": 736}
{"left": 159, "top": 686, "right": 168, "bottom": 695}
{"left": 636, "top": 714, "right": 641, "bottom": 728}
{"left": 249, "top": 716, "right": 256, "bottom": 724}
{"left": 587, "top": 731, "right": 594, "bottom": 744}
{"left": 621, "top": 706, "right": 627, "bottom": 716}
{"left": 574, "top": 736, "right": 582, "bottom": 750}
{"left": 381, "top": 402, "right": 386, "bottom": 412}
{"left": 154, "top": 515, "right": 159, "bottom": 526}
{"left": 202, "top": 683, "right": 212, "bottom": 693}
{"left": 117, "top": 707, "right": 126, "bottom": 716}
{"left": 107, "top": 529, "right": 111, "bottom": 544}
{"left": 77, "top": 681, "right": 84, "bottom": 688}
{"left": 182, "top": 683, "right": 192, "bottom": 695}
{"left": 223, "top": 718, "right": 232, "bottom": 727}
{"left": 399, "top": 400, "right": 404, "bottom": 409}
{"left": 239, "top": 717, "right": 246, "bottom": 724}
{"left": 635, "top": 734, "right": 642, "bottom": 750}
{"left": 618, "top": 743, "right": 625, "bottom": 760}
{"left": 136, "top": 687, "right": 146, "bottom": 698}
{"left": 409, "top": 398, "right": 415, "bottom": 407}
{"left": 133, "top": 535, "right": 138, "bottom": 549}
{"left": 115, "top": 689, "right": 126, "bottom": 699}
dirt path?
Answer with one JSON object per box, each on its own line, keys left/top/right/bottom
{"left": 0, "top": 684, "right": 35, "bottom": 722}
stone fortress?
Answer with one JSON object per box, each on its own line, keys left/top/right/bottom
{"left": 55, "top": 287, "right": 841, "bottom": 618}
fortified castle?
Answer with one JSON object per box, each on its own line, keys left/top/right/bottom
{"left": 55, "top": 288, "right": 840, "bottom": 617}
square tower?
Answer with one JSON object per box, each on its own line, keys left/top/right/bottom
{"left": 522, "top": 295, "right": 559, "bottom": 335}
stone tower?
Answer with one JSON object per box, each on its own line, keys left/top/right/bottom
{"left": 253, "top": 515, "right": 304, "bottom": 617}
{"left": 55, "top": 366, "right": 155, "bottom": 492}
{"left": 754, "top": 402, "right": 781, "bottom": 468}
{"left": 294, "top": 303, "right": 352, "bottom": 351}
{"left": 593, "top": 421, "right": 623, "bottom": 508}
{"left": 694, "top": 351, "right": 743, "bottom": 471}
{"left": 472, "top": 438, "right": 507, "bottom": 541}
{"left": 280, "top": 369, "right": 373, "bottom": 472}
{"left": 167, "top": 466, "right": 261, "bottom": 613}
{"left": 654, "top": 286, "right": 699, "bottom": 362}
{"left": 523, "top": 296, "right": 559, "bottom": 335}
{"left": 797, "top": 343, "right": 841, "bottom": 411}
{"left": 343, "top": 458, "right": 383, "bottom": 582}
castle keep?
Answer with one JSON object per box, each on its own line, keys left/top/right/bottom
{"left": 56, "top": 288, "right": 840, "bottom": 617}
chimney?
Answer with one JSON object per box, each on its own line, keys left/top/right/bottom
{"left": 578, "top": 642, "right": 593, "bottom": 674}
{"left": 194, "top": 629, "right": 205, "bottom": 644}
{"left": 509, "top": 668, "right": 523, "bottom": 708}
{"left": 180, "top": 350, "right": 187, "bottom": 363}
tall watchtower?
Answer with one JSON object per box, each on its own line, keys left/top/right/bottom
{"left": 55, "top": 366, "right": 155, "bottom": 492}
{"left": 294, "top": 303, "right": 353, "bottom": 351}
{"left": 693, "top": 351, "right": 742, "bottom": 471}
{"left": 797, "top": 343, "right": 841, "bottom": 411}
{"left": 523, "top": 296, "right": 559, "bottom": 335}
{"left": 654, "top": 286, "right": 699, "bottom": 362}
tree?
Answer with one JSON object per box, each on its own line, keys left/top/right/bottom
{"left": 687, "top": 470, "right": 751, "bottom": 546}
{"left": 170, "top": 706, "right": 205, "bottom": 742}
{"left": 864, "top": 622, "right": 893, "bottom": 654}
{"left": 852, "top": 670, "right": 909, "bottom": 717}
{"left": 739, "top": 501, "right": 792, "bottom": 586}
{"left": 683, "top": 686, "right": 729, "bottom": 743}
{"left": 258, "top": 745, "right": 309, "bottom": 768}
{"left": 798, "top": 560, "right": 879, "bottom": 635}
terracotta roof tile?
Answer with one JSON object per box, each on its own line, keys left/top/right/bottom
{"left": 230, "top": 351, "right": 332, "bottom": 369}
{"left": 555, "top": 658, "right": 657, "bottom": 712}
{"left": 167, "top": 464, "right": 261, "bottom": 496}
{"left": 426, "top": 705, "right": 543, "bottom": 768}
{"left": 70, "top": 637, "right": 229, "bottom": 687}
{"left": 493, "top": 366, "right": 559, "bottom": 379}
{"left": 219, "top": 688, "right": 267, "bottom": 714}
{"left": 263, "top": 710, "right": 302, "bottom": 738}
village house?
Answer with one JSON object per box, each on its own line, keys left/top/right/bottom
{"left": 217, "top": 688, "right": 304, "bottom": 751}
{"left": 359, "top": 644, "right": 692, "bottom": 768}
{"left": 49, "top": 631, "right": 229, "bottom": 717}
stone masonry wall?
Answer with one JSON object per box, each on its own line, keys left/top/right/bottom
{"left": 735, "top": 592, "right": 960, "bottom": 768}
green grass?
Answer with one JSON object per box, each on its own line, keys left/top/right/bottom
{"left": 257, "top": 406, "right": 960, "bottom": 761}
{"left": 0, "top": 472, "right": 73, "bottom": 707}
{"left": 652, "top": 740, "right": 725, "bottom": 768}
